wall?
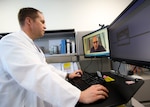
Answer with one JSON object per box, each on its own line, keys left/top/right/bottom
{"left": 0, "top": 0, "right": 132, "bottom": 73}
{"left": 0, "top": 0, "right": 132, "bottom": 33}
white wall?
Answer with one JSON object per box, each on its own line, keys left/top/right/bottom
{"left": 0, "top": 0, "right": 132, "bottom": 33}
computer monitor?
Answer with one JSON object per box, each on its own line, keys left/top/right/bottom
{"left": 109, "top": 0, "right": 150, "bottom": 68}
{"left": 82, "top": 27, "right": 110, "bottom": 58}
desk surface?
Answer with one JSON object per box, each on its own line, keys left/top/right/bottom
{"left": 117, "top": 98, "right": 144, "bottom": 107}
{"left": 131, "top": 98, "right": 144, "bottom": 107}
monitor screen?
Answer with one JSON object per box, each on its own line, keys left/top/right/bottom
{"left": 109, "top": 0, "right": 150, "bottom": 68}
{"left": 82, "top": 27, "right": 110, "bottom": 58}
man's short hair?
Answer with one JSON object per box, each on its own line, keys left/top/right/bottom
{"left": 18, "top": 7, "right": 42, "bottom": 26}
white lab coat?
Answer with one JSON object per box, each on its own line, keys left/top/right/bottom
{"left": 0, "top": 30, "right": 81, "bottom": 107}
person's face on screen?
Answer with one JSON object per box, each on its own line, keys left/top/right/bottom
{"left": 92, "top": 36, "right": 99, "bottom": 50}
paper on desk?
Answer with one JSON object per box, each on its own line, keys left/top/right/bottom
{"left": 62, "top": 62, "right": 78, "bottom": 73}
{"left": 49, "top": 62, "right": 79, "bottom": 73}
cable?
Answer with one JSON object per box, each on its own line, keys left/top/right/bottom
{"left": 117, "top": 62, "right": 121, "bottom": 74}
{"left": 100, "top": 58, "right": 103, "bottom": 72}
{"left": 96, "top": 59, "right": 99, "bottom": 71}
{"left": 128, "top": 66, "right": 136, "bottom": 75}
{"left": 132, "top": 66, "right": 137, "bottom": 72}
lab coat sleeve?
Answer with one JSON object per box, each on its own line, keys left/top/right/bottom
{"left": 0, "top": 36, "right": 81, "bottom": 107}
{"left": 48, "top": 64, "right": 67, "bottom": 79}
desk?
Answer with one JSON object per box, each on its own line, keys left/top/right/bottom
{"left": 72, "top": 72, "right": 144, "bottom": 107}
{"left": 131, "top": 98, "right": 144, "bottom": 107}
{"left": 133, "top": 72, "right": 150, "bottom": 102}
{"left": 118, "top": 98, "right": 144, "bottom": 107}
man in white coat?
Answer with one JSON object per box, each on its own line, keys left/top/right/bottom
{"left": 0, "top": 7, "right": 109, "bottom": 107}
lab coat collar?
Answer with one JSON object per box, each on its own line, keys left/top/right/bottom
{"left": 19, "top": 30, "right": 35, "bottom": 45}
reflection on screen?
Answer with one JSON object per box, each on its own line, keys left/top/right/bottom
{"left": 82, "top": 27, "right": 110, "bottom": 58}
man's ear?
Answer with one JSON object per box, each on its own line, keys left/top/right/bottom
{"left": 25, "top": 17, "right": 32, "bottom": 25}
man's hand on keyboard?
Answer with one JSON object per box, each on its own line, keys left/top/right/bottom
{"left": 79, "top": 84, "right": 109, "bottom": 104}
{"left": 68, "top": 69, "right": 83, "bottom": 79}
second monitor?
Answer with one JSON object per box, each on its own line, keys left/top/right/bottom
{"left": 82, "top": 27, "right": 110, "bottom": 58}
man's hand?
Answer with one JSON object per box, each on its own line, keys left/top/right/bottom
{"left": 79, "top": 84, "right": 109, "bottom": 104}
{"left": 69, "top": 70, "right": 83, "bottom": 79}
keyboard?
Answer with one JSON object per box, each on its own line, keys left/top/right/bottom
{"left": 81, "top": 71, "right": 105, "bottom": 85}
{"left": 69, "top": 71, "right": 105, "bottom": 90}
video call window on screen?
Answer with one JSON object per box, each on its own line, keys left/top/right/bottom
{"left": 82, "top": 27, "right": 110, "bottom": 58}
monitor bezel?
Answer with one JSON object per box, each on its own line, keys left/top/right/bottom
{"left": 82, "top": 26, "right": 110, "bottom": 58}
